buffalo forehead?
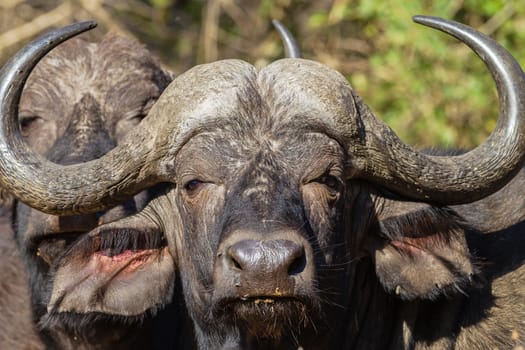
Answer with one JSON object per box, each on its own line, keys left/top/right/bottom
{"left": 21, "top": 35, "right": 161, "bottom": 118}
{"left": 148, "top": 59, "right": 258, "bottom": 144}
{"left": 259, "top": 59, "right": 359, "bottom": 129}
{"left": 152, "top": 58, "right": 356, "bottom": 161}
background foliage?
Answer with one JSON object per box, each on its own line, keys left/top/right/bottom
{"left": 1, "top": 0, "right": 524, "bottom": 148}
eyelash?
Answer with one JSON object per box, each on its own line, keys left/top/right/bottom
{"left": 184, "top": 179, "right": 203, "bottom": 193}
{"left": 316, "top": 175, "right": 339, "bottom": 189}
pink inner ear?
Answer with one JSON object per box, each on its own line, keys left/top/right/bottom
{"left": 95, "top": 248, "right": 157, "bottom": 269}
{"left": 389, "top": 234, "right": 449, "bottom": 256}
{"left": 390, "top": 238, "right": 422, "bottom": 254}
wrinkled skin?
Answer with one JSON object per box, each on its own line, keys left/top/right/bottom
{"left": 96, "top": 60, "right": 524, "bottom": 349}
{"left": 0, "top": 34, "right": 192, "bottom": 349}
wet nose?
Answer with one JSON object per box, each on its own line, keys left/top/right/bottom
{"left": 227, "top": 239, "right": 306, "bottom": 278}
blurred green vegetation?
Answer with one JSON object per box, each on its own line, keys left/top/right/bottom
{"left": 1, "top": 0, "right": 524, "bottom": 149}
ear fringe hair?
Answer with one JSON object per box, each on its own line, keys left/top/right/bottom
{"left": 0, "top": 188, "right": 14, "bottom": 209}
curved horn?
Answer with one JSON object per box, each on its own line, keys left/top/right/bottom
{"left": 355, "top": 16, "right": 525, "bottom": 204}
{"left": 0, "top": 22, "right": 164, "bottom": 215}
{"left": 272, "top": 19, "right": 301, "bottom": 58}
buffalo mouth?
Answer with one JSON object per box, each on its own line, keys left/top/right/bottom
{"left": 213, "top": 294, "right": 318, "bottom": 340}
{"left": 43, "top": 227, "right": 175, "bottom": 320}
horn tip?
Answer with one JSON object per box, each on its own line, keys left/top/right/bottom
{"left": 74, "top": 20, "right": 98, "bottom": 32}
{"left": 271, "top": 19, "right": 301, "bottom": 59}
{"left": 413, "top": 15, "right": 437, "bottom": 25}
{"left": 271, "top": 19, "right": 283, "bottom": 31}
{"left": 84, "top": 20, "right": 98, "bottom": 29}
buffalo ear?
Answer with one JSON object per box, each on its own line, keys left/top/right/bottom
{"left": 364, "top": 199, "right": 477, "bottom": 300}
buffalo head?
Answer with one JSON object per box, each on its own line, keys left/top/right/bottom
{"left": 0, "top": 24, "right": 179, "bottom": 348}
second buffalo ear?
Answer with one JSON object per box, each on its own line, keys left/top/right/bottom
{"left": 364, "top": 198, "right": 477, "bottom": 300}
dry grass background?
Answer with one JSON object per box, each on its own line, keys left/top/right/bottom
{"left": 1, "top": 0, "right": 524, "bottom": 149}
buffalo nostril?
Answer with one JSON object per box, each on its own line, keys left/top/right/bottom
{"left": 231, "top": 256, "right": 243, "bottom": 270}
{"left": 275, "top": 239, "right": 306, "bottom": 276}
{"left": 226, "top": 240, "right": 255, "bottom": 271}
{"left": 288, "top": 250, "right": 306, "bottom": 275}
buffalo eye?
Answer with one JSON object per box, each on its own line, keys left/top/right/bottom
{"left": 132, "top": 97, "right": 156, "bottom": 124}
{"left": 315, "top": 174, "right": 342, "bottom": 194}
{"left": 129, "top": 113, "right": 146, "bottom": 125}
{"left": 184, "top": 179, "right": 204, "bottom": 195}
{"left": 114, "top": 113, "right": 148, "bottom": 141}
{"left": 19, "top": 115, "right": 43, "bottom": 137}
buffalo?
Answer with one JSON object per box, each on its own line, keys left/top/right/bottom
{"left": 0, "top": 29, "right": 185, "bottom": 349}
{"left": 0, "top": 16, "right": 524, "bottom": 349}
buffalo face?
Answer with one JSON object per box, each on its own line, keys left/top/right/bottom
{"left": 169, "top": 115, "right": 347, "bottom": 342}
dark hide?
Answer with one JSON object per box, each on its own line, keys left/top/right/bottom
{"left": 0, "top": 34, "right": 196, "bottom": 349}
